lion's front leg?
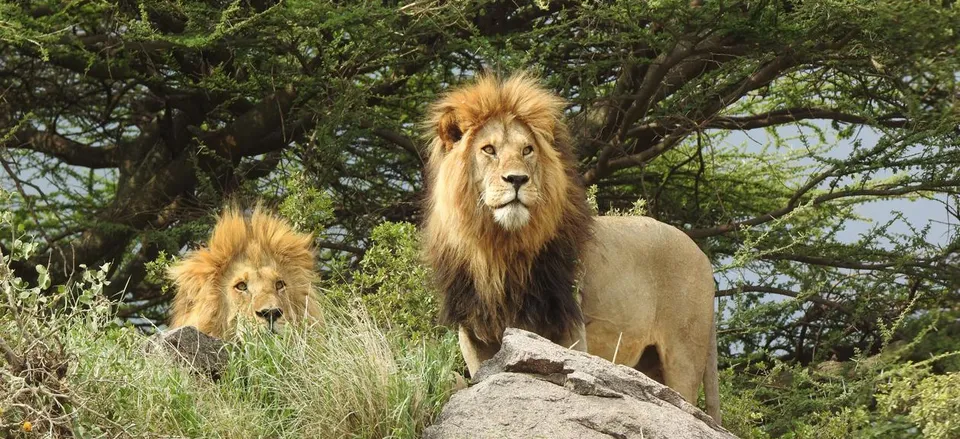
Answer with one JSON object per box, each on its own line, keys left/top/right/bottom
{"left": 457, "top": 325, "right": 501, "bottom": 378}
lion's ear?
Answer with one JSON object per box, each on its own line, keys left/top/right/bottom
{"left": 437, "top": 110, "right": 463, "bottom": 151}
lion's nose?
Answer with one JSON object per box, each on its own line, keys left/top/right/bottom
{"left": 255, "top": 308, "right": 283, "bottom": 324}
{"left": 502, "top": 174, "right": 530, "bottom": 190}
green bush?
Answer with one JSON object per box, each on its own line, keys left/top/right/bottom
{"left": 715, "top": 368, "right": 770, "bottom": 439}
{"left": 334, "top": 221, "right": 444, "bottom": 341}
{"left": 4, "top": 187, "right": 960, "bottom": 438}
{"left": 878, "top": 367, "right": 960, "bottom": 439}
{"left": 0, "top": 209, "right": 459, "bottom": 438}
{"left": 716, "top": 325, "right": 960, "bottom": 439}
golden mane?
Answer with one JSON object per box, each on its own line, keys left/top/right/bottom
{"left": 168, "top": 204, "right": 321, "bottom": 339}
{"left": 421, "top": 74, "right": 722, "bottom": 423}
{"left": 422, "top": 72, "right": 593, "bottom": 344}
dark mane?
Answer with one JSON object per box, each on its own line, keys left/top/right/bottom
{"left": 422, "top": 73, "right": 593, "bottom": 346}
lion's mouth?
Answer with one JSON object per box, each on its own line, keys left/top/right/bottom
{"left": 494, "top": 198, "right": 526, "bottom": 209}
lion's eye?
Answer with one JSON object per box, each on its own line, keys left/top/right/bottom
{"left": 481, "top": 145, "right": 496, "bottom": 155}
{"left": 235, "top": 281, "right": 248, "bottom": 292}
{"left": 522, "top": 145, "right": 534, "bottom": 156}
{"left": 275, "top": 280, "right": 286, "bottom": 290}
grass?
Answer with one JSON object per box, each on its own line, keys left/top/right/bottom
{"left": 6, "top": 216, "right": 958, "bottom": 439}
{"left": 0, "top": 262, "right": 461, "bottom": 438}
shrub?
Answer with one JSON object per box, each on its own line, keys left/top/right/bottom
{"left": 334, "top": 221, "right": 444, "bottom": 341}
{"left": 877, "top": 367, "right": 960, "bottom": 439}
{"left": 0, "top": 209, "right": 459, "bottom": 438}
{"left": 717, "top": 316, "right": 960, "bottom": 439}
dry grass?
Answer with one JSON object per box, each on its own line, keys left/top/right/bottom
{"left": 0, "top": 259, "right": 459, "bottom": 438}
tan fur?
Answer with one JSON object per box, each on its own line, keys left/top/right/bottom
{"left": 423, "top": 73, "right": 721, "bottom": 423}
{"left": 581, "top": 216, "right": 721, "bottom": 424}
{"left": 168, "top": 205, "right": 323, "bottom": 339}
{"left": 424, "top": 73, "right": 588, "bottom": 340}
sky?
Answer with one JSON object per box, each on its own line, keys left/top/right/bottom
{"left": 714, "top": 122, "right": 956, "bottom": 333}
{"left": 727, "top": 123, "right": 955, "bottom": 247}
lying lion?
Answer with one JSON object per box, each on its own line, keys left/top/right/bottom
{"left": 168, "top": 205, "right": 323, "bottom": 340}
{"left": 422, "top": 73, "right": 721, "bottom": 422}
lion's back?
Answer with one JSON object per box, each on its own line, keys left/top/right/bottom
{"left": 585, "top": 216, "right": 712, "bottom": 281}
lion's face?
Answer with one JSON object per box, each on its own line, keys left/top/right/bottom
{"left": 426, "top": 73, "right": 576, "bottom": 241}
{"left": 471, "top": 117, "right": 544, "bottom": 231}
{"left": 168, "top": 206, "right": 322, "bottom": 340}
{"left": 422, "top": 73, "right": 595, "bottom": 349}
{"left": 222, "top": 255, "right": 301, "bottom": 334}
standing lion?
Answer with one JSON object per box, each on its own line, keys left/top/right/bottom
{"left": 422, "top": 73, "right": 721, "bottom": 422}
{"left": 167, "top": 204, "right": 323, "bottom": 340}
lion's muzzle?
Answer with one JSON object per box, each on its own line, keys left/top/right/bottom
{"left": 502, "top": 173, "right": 530, "bottom": 190}
{"left": 255, "top": 307, "right": 284, "bottom": 331}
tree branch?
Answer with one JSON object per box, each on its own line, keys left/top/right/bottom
{"left": 688, "top": 180, "right": 960, "bottom": 239}
{"left": 116, "top": 294, "right": 171, "bottom": 319}
{"left": 370, "top": 126, "right": 422, "bottom": 162}
{"left": 619, "top": 39, "right": 697, "bottom": 137}
{"left": 588, "top": 51, "right": 803, "bottom": 184}
{"left": 702, "top": 108, "right": 908, "bottom": 130}
{"left": 763, "top": 253, "right": 918, "bottom": 271}
{"left": 237, "top": 151, "right": 283, "bottom": 181}
{"left": 6, "top": 127, "right": 118, "bottom": 169}
{"left": 195, "top": 85, "right": 300, "bottom": 159}
{"left": 317, "top": 241, "right": 365, "bottom": 256}
{"left": 0, "top": 338, "right": 23, "bottom": 370}
{"left": 717, "top": 284, "right": 843, "bottom": 310}
{"left": 19, "top": 45, "right": 142, "bottom": 81}
{"left": 582, "top": 132, "right": 685, "bottom": 185}
{"left": 0, "top": 156, "right": 50, "bottom": 243}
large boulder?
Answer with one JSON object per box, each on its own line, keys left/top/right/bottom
{"left": 424, "top": 328, "right": 737, "bottom": 439}
{"left": 145, "top": 326, "right": 230, "bottom": 379}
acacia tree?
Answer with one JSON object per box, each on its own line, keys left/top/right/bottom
{"left": 2, "top": 0, "right": 958, "bottom": 385}
{"left": 0, "top": 0, "right": 450, "bottom": 309}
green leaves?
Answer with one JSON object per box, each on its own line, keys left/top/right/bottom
{"left": 342, "top": 221, "right": 441, "bottom": 341}
{"left": 1, "top": 2, "right": 958, "bottom": 436}
{"left": 34, "top": 264, "right": 49, "bottom": 290}
{"left": 878, "top": 369, "right": 960, "bottom": 439}
{"left": 278, "top": 172, "right": 334, "bottom": 235}
{"left": 9, "top": 238, "right": 38, "bottom": 262}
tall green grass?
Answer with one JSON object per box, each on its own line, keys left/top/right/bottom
{"left": 1, "top": 261, "right": 459, "bottom": 438}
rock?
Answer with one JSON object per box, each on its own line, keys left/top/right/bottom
{"left": 424, "top": 328, "right": 737, "bottom": 439}
{"left": 145, "top": 326, "right": 229, "bottom": 379}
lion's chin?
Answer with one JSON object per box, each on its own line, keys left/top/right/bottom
{"left": 232, "top": 316, "right": 287, "bottom": 340}
{"left": 493, "top": 203, "right": 531, "bottom": 231}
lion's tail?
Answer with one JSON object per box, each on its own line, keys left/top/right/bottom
{"left": 703, "top": 312, "right": 722, "bottom": 425}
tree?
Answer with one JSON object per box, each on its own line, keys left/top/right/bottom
{"left": 2, "top": 0, "right": 958, "bottom": 401}
{"left": 1, "top": 0, "right": 448, "bottom": 312}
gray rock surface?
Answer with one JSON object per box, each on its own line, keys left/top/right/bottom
{"left": 424, "top": 328, "right": 737, "bottom": 439}
{"left": 145, "top": 326, "right": 229, "bottom": 379}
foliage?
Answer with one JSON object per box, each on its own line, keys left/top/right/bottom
{"left": 1, "top": 208, "right": 459, "bottom": 438}
{"left": 714, "top": 369, "right": 770, "bottom": 439}
{"left": 2, "top": 1, "right": 960, "bottom": 437}
{"left": 278, "top": 171, "right": 335, "bottom": 236}
{"left": 143, "top": 249, "right": 177, "bottom": 295}
{"left": 717, "top": 308, "right": 960, "bottom": 438}
{"left": 877, "top": 366, "right": 960, "bottom": 439}
{"left": 332, "top": 221, "right": 443, "bottom": 341}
